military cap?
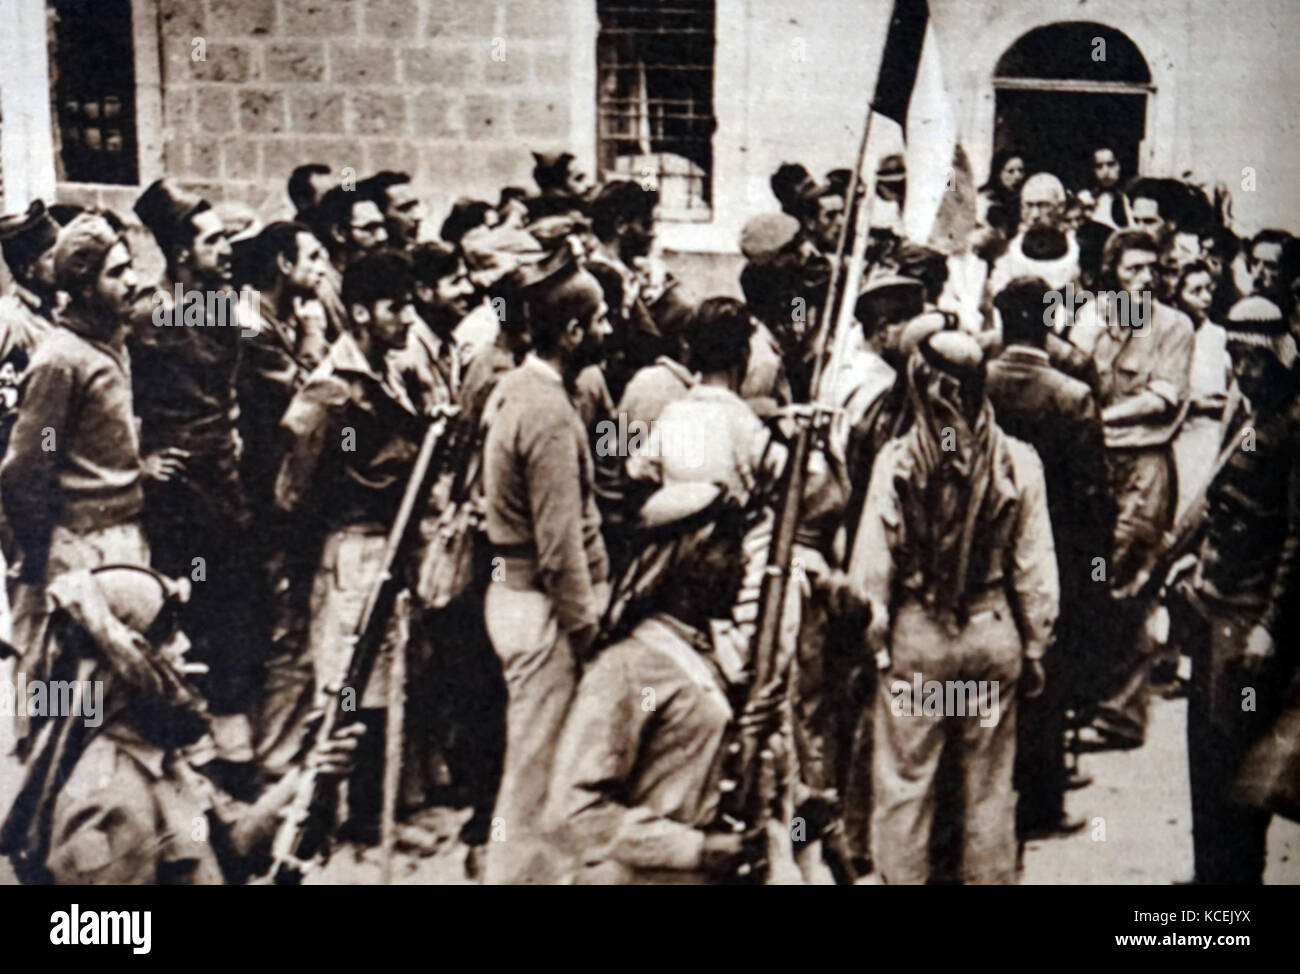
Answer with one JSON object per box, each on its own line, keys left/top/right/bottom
{"left": 854, "top": 271, "right": 925, "bottom": 328}
{"left": 133, "top": 178, "right": 207, "bottom": 252}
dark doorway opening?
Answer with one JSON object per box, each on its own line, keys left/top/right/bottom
{"left": 992, "top": 22, "right": 1152, "bottom": 194}
{"left": 994, "top": 88, "right": 1146, "bottom": 191}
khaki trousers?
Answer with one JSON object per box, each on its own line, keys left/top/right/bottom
{"left": 871, "top": 592, "right": 1022, "bottom": 885}
{"left": 482, "top": 577, "right": 607, "bottom": 884}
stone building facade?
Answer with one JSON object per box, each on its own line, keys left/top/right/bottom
{"left": 1, "top": 0, "right": 1297, "bottom": 282}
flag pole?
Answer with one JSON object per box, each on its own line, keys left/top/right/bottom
{"left": 810, "top": 101, "right": 877, "bottom": 405}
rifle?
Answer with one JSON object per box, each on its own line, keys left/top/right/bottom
{"left": 712, "top": 101, "right": 880, "bottom": 884}
{"left": 270, "top": 403, "right": 459, "bottom": 885}
{"left": 1115, "top": 391, "right": 1249, "bottom": 605}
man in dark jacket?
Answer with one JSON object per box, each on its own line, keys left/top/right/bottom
{"left": 987, "top": 277, "right": 1115, "bottom": 838}
{"left": 131, "top": 179, "right": 254, "bottom": 727}
{"left": 234, "top": 221, "right": 332, "bottom": 774}
{"left": 1176, "top": 296, "right": 1300, "bottom": 884}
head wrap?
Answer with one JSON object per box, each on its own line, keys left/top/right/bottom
{"left": 0, "top": 566, "right": 197, "bottom": 884}
{"left": 1225, "top": 296, "right": 1297, "bottom": 369}
{"left": 897, "top": 332, "right": 1018, "bottom": 631}
{"left": 598, "top": 483, "right": 747, "bottom": 644}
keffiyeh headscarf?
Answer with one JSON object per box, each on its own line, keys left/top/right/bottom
{"left": 894, "top": 333, "right": 1019, "bottom": 629}
{"left": 598, "top": 485, "right": 752, "bottom": 646}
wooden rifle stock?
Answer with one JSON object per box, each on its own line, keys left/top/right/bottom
{"left": 270, "top": 404, "right": 458, "bottom": 885}
{"left": 712, "top": 103, "right": 879, "bottom": 883}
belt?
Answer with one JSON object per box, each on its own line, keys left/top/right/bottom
{"left": 491, "top": 542, "right": 536, "bottom": 559}
{"left": 494, "top": 553, "right": 541, "bottom": 591}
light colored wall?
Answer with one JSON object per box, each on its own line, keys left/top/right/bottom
{"left": 665, "top": 0, "right": 1300, "bottom": 257}
{"left": 7, "top": 0, "right": 1297, "bottom": 255}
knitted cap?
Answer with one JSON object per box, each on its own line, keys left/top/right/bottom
{"left": 51, "top": 212, "right": 124, "bottom": 292}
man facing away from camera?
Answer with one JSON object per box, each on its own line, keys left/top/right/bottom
{"left": 546, "top": 482, "right": 755, "bottom": 884}
{"left": 851, "top": 330, "right": 1058, "bottom": 885}
{"left": 986, "top": 277, "right": 1114, "bottom": 838}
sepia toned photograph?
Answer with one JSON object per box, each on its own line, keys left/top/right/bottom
{"left": 0, "top": 0, "right": 1296, "bottom": 917}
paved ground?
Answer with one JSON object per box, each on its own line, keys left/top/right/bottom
{"left": 1, "top": 668, "right": 1296, "bottom": 884}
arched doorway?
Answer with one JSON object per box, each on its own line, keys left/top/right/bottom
{"left": 993, "top": 22, "right": 1153, "bottom": 191}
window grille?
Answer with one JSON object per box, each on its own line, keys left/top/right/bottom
{"left": 47, "top": 0, "right": 139, "bottom": 185}
{"left": 596, "top": 1, "right": 716, "bottom": 221}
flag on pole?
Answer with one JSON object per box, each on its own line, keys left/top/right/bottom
{"left": 872, "top": 0, "right": 975, "bottom": 253}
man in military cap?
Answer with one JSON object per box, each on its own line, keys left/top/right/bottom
{"left": 131, "top": 178, "right": 254, "bottom": 730}
{"left": 737, "top": 211, "right": 820, "bottom": 403}
{"left": 1, "top": 212, "right": 150, "bottom": 665}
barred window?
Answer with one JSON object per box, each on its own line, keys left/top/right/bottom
{"left": 596, "top": 1, "right": 717, "bottom": 222}
{"left": 47, "top": 0, "right": 139, "bottom": 185}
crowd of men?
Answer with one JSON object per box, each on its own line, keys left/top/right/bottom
{"left": 0, "top": 139, "right": 1295, "bottom": 885}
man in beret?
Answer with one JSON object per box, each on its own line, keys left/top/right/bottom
{"left": 0, "top": 201, "right": 61, "bottom": 459}
{"left": 131, "top": 178, "right": 254, "bottom": 733}
{"left": 1, "top": 212, "right": 150, "bottom": 665}
{"left": 851, "top": 330, "right": 1058, "bottom": 884}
